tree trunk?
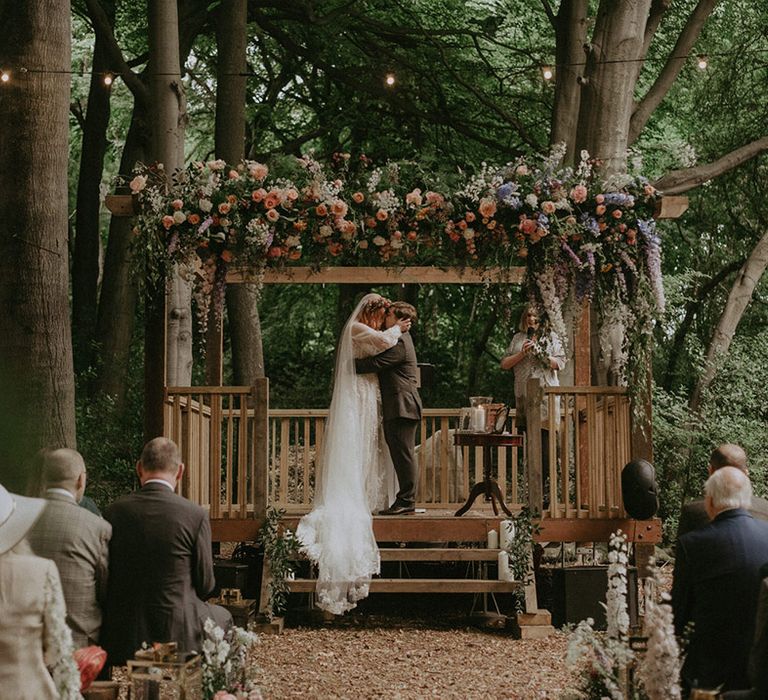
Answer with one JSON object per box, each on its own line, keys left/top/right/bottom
{"left": 575, "top": 0, "right": 651, "bottom": 175}
{"left": 213, "top": 0, "right": 265, "bottom": 386}
{"left": 72, "top": 8, "right": 114, "bottom": 373}
{"left": 92, "top": 109, "right": 147, "bottom": 409}
{"left": 688, "top": 229, "right": 768, "bottom": 412}
{"left": 146, "top": 0, "right": 188, "bottom": 437}
{"left": 549, "top": 0, "right": 588, "bottom": 163}
{"left": 0, "top": 0, "right": 75, "bottom": 490}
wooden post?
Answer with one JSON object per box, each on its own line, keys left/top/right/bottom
{"left": 253, "top": 378, "right": 269, "bottom": 520}
{"left": 525, "top": 378, "right": 543, "bottom": 514}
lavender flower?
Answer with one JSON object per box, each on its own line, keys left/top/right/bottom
{"left": 639, "top": 220, "right": 665, "bottom": 313}
{"left": 562, "top": 240, "right": 583, "bottom": 267}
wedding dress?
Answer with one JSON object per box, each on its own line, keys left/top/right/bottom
{"left": 296, "top": 295, "right": 400, "bottom": 614}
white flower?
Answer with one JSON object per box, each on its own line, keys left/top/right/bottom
{"left": 372, "top": 235, "right": 387, "bottom": 247}
{"left": 318, "top": 225, "right": 333, "bottom": 238}
{"left": 207, "top": 159, "right": 226, "bottom": 171}
{"left": 199, "top": 199, "right": 213, "bottom": 213}
{"left": 173, "top": 210, "right": 186, "bottom": 224}
{"left": 525, "top": 193, "right": 538, "bottom": 208}
{"left": 284, "top": 235, "right": 300, "bottom": 248}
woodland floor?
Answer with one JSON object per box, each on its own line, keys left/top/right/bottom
{"left": 250, "top": 612, "right": 577, "bottom": 700}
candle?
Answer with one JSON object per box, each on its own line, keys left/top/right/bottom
{"left": 470, "top": 407, "right": 485, "bottom": 432}
{"left": 499, "top": 519, "right": 515, "bottom": 549}
{"left": 487, "top": 529, "right": 499, "bottom": 549}
{"left": 497, "top": 550, "right": 511, "bottom": 581}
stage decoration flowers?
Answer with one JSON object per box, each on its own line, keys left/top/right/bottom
{"left": 201, "top": 619, "right": 261, "bottom": 700}
{"left": 125, "top": 148, "right": 665, "bottom": 389}
{"left": 564, "top": 533, "right": 682, "bottom": 700}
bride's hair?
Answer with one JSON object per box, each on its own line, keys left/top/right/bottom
{"left": 356, "top": 294, "right": 390, "bottom": 328}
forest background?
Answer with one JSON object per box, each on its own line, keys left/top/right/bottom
{"left": 1, "top": 0, "right": 767, "bottom": 544}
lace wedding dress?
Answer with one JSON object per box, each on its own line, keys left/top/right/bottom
{"left": 296, "top": 295, "right": 399, "bottom": 614}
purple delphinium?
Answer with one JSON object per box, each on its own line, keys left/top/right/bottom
{"left": 580, "top": 213, "right": 600, "bottom": 237}
{"left": 640, "top": 219, "right": 665, "bottom": 313}
{"left": 603, "top": 193, "right": 635, "bottom": 207}
{"left": 562, "top": 239, "right": 583, "bottom": 267}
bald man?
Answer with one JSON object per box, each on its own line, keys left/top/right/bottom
{"left": 676, "top": 444, "right": 768, "bottom": 539}
{"left": 27, "top": 448, "right": 111, "bottom": 647}
{"left": 672, "top": 467, "right": 768, "bottom": 693}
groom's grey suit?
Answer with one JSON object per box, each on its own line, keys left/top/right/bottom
{"left": 355, "top": 332, "right": 422, "bottom": 506}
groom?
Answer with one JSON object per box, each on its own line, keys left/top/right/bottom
{"left": 356, "top": 301, "right": 422, "bottom": 515}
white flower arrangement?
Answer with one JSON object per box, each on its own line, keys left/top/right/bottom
{"left": 201, "top": 618, "right": 260, "bottom": 700}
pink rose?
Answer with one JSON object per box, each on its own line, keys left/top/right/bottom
{"left": 515, "top": 164, "right": 529, "bottom": 176}
{"left": 541, "top": 201, "right": 556, "bottom": 215}
{"left": 425, "top": 191, "right": 445, "bottom": 206}
{"left": 358, "top": 240, "right": 369, "bottom": 249}
{"left": 405, "top": 189, "right": 423, "bottom": 207}
{"left": 478, "top": 198, "right": 497, "bottom": 219}
{"left": 171, "top": 199, "right": 184, "bottom": 210}
{"left": 161, "top": 215, "right": 175, "bottom": 230}
{"left": 570, "top": 185, "right": 588, "bottom": 204}
{"left": 520, "top": 218, "right": 537, "bottom": 235}
{"left": 266, "top": 208, "right": 280, "bottom": 222}
{"left": 218, "top": 202, "right": 231, "bottom": 215}
{"left": 251, "top": 189, "right": 266, "bottom": 203}
{"left": 465, "top": 212, "right": 476, "bottom": 223}
{"left": 286, "top": 188, "right": 299, "bottom": 201}
{"left": 331, "top": 200, "right": 348, "bottom": 218}
{"left": 595, "top": 194, "right": 605, "bottom": 204}
{"left": 352, "top": 192, "right": 365, "bottom": 204}
{"left": 375, "top": 209, "right": 388, "bottom": 222}
{"left": 611, "top": 209, "right": 622, "bottom": 219}
{"left": 213, "top": 692, "right": 237, "bottom": 700}
{"left": 248, "top": 163, "right": 269, "bottom": 181}
{"left": 228, "top": 169, "right": 240, "bottom": 180}
{"left": 595, "top": 205, "right": 606, "bottom": 216}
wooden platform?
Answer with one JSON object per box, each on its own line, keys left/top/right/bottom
{"left": 287, "top": 578, "right": 521, "bottom": 594}
{"left": 211, "top": 511, "right": 662, "bottom": 544}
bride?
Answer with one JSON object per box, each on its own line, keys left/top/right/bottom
{"left": 296, "top": 293, "right": 411, "bottom": 614}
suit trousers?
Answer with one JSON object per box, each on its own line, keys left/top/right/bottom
{"left": 383, "top": 417, "right": 420, "bottom": 505}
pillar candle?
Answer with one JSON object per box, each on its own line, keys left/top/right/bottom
{"left": 499, "top": 520, "right": 515, "bottom": 549}
{"left": 497, "top": 550, "right": 511, "bottom": 581}
{"left": 487, "top": 529, "right": 499, "bottom": 549}
{"left": 471, "top": 407, "right": 485, "bottom": 432}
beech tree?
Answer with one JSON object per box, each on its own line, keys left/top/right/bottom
{"left": 0, "top": 0, "right": 75, "bottom": 490}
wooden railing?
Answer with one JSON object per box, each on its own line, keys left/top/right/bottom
{"left": 268, "top": 408, "right": 525, "bottom": 513}
{"left": 163, "top": 382, "right": 269, "bottom": 519}
{"left": 164, "top": 383, "right": 633, "bottom": 522}
{"left": 525, "top": 381, "right": 632, "bottom": 519}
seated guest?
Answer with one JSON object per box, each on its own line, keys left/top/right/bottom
{"left": 100, "top": 438, "right": 231, "bottom": 666}
{"left": 0, "top": 483, "right": 82, "bottom": 699}
{"left": 672, "top": 467, "right": 768, "bottom": 693}
{"left": 677, "top": 443, "right": 768, "bottom": 539}
{"left": 28, "top": 448, "right": 111, "bottom": 648}
{"left": 27, "top": 446, "right": 103, "bottom": 516}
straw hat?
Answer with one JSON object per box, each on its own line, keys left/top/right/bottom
{"left": 0, "top": 483, "right": 46, "bottom": 555}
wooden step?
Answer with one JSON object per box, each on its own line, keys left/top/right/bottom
{"left": 287, "top": 578, "right": 521, "bottom": 593}
{"left": 379, "top": 548, "right": 501, "bottom": 561}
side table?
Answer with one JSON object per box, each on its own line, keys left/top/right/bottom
{"left": 453, "top": 432, "right": 523, "bottom": 517}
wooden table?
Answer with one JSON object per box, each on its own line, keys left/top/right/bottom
{"left": 453, "top": 432, "right": 523, "bottom": 517}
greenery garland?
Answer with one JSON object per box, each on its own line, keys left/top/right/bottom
{"left": 128, "top": 148, "right": 663, "bottom": 387}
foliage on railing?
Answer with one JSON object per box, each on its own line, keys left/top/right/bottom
{"left": 128, "top": 147, "right": 663, "bottom": 382}
{"left": 256, "top": 506, "right": 301, "bottom": 620}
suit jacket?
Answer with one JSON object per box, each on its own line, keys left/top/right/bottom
{"left": 101, "top": 482, "right": 216, "bottom": 665}
{"left": 672, "top": 508, "right": 768, "bottom": 693}
{"left": 355, "top": 332, "right": 422, "bottom": 421}
{"left": 27, "top": 491, "right": 111, "bottom": 648}
{"left": 677, "top": 494, "right": 768, "bottom": 539}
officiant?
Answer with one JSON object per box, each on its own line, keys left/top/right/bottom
{"left": 500, "top": 307, "right": 566, "bottom": 485}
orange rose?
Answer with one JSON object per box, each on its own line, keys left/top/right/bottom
{"left": 218, "top": 202, "right": 231, "bottom": 215}
{"left": 315, "top": 204, "right": 328, "bottom": 217}
{"left": 375, "top": 209, "right": 388, "bottom": 222}
{"left": 220, "top": 249, "right": 233, "bottom": 263}
{"left": 465, "top": 212, "right": 476, "bottom": 223}
{"left": 479, "top": 198, "right": 497, "bottom": 218}
{"left": 187, "top": 214, "right": 200, "bottom": 225}
{"left": 352, "top": 192, "right": 365, "bottom": 204}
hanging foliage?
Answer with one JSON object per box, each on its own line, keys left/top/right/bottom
{"left": 125, "top": 148, "right": 662, "bottom": 383}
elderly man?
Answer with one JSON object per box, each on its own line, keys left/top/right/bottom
{"left": 27, "top": 448, "right": 111, "bottom": 648}
{"left": 677, "top": 443, "right": 768, "bottom": 539}
{"left": 672, "top": 467, "right": 768, "bottom": 693}
{"left": 100, "top": 438, "right": 231, "bottom": 666}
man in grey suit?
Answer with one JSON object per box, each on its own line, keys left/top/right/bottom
{"left": 100, "top": 438, "right": 231, "bottom": 666}
{"left": 356, "top": 301, "right": 422, "bottom": 515}
{"left": 677, "top": 443, "right": 768, "bottom": 539}
{"left": 28, "top": 448, "right": 111, "bottom": 648}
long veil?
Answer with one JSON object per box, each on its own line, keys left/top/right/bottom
{"left": 296, "top": 294, "right": 382, "bottom": 614}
